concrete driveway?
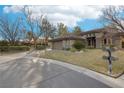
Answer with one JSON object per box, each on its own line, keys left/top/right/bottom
{"left": 0, "top": 54, "right": 110, "bottom": 88}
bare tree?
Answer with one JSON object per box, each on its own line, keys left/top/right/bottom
{"left": 40, "top": 18, "right": 56, "bottom": 46}
{"left": 49, "top": 24, "right": 57, "bottom": 39}
{"left": 21, "top": 6, "right": 43, "bottom": 48}
{"left": 26, "top": 31, "right": 34, "bottom": 43}
{"left": 0, "top": 16, "right": 24, "bottom": 45}
{"left": 101, "top": 6, "right": 124, "bottom": 32}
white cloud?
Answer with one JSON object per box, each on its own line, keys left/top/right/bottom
{"left": 3, "top": 5, "right": 24, "bottom": 13}
{"left": 3, "top": 5, "right": 105, "bottom": 27}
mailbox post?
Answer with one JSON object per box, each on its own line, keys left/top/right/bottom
{"left": 102, "top": 47, "right": 118, "bottom": 74}
{"left": 106, "top": 48, "right": 112, "bottom": 74}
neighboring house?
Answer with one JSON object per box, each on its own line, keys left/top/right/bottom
{"left": 49, "top": 27, "right": 124, "bottom": 49}
{"left": 23, "top": 37, "right": 52, "bottom": 45}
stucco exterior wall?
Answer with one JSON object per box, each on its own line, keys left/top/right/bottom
{"left": 95, "top": 33, "right": 103, "bottom": 38}
{"left": 51, "top": 40, "right": 75, "bottom": 50}
{"left": 63, "top": 40, "right": 75, "bottom": 49}
{"left": 52, "top": 41, "right": 63, "bottom": 50}
{"left": 112, "top": 37, "right": 121, "bottom": 49}
{"left": 96, "top": 38, "right": 102, "bottom": 48}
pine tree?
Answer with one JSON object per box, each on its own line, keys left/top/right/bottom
{"left": 73, "top": 26, "right": 81, "bottom": 35}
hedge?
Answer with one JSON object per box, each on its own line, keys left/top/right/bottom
{"left": 0, "top": 46, "right": 30, "bottom": 52}
{"left": 0, "top": 46, "right": 9, "bottom": 52}
{"left": 0, "top": 41, "right": 8, "bottom": 46}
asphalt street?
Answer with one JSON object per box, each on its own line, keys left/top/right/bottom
{"left": 0, "top": 56, "right": 110, "bottom": 88}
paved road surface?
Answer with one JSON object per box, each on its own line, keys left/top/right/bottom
{"left": 0, "top": 52, "right": 27, "bottom": 64}
{"left": 0, "top": 56, "right": 110, "bottom": 88}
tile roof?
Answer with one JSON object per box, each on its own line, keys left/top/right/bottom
{"left": 49, "top": 36, "right": 84, "bottom": 42}
{"left": 80, "top": 27, "right": 119, "bottom": 35}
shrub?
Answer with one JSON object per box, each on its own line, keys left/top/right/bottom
{"left": 0, "top": 40, "right": 8, "bottom": 46}
{"left": 0, "top": 46, "right": 9, "bottom": 52}
{"left": 110, "top": 44, "right": 115, "bottom": 48}
{"left": 65, "top": 48, "right": 70, "bottom": 51}
{"left": 36, "top": 45, "right": 45, "bottom": 50}
{"left": 70, "top": 47, "right": 77, "bottom": 52}
{"left": 72, "top": 40, "right": 85, "bottom": 51}
{"left": 9, "top": 46, "right": 30, "bottom": 51}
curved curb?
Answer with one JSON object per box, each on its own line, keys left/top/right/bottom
{"left": 38, "top": 57, "right": 124, "bottom": 88}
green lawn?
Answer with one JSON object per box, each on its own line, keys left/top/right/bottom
{"left": 40, "top": 49, "right": 124, "bottom": 77}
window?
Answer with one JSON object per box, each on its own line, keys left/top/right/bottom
{"left": 122, "top": 42, "right": 124, "bottom": 48}
{"left": 104, "top": 38, "right": 107, "bottom": 45}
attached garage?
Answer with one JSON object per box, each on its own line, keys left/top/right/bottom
{"left": 52, "top": 41, "right": 63, "bottom": 50}
{"left": 49, "top": 36, "right": 84, "bottom": 50}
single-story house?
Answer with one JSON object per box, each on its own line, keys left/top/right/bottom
{"left": 49, "top": 35, "right": 84, "bottom": 50}
{"left": 49, "top": 27, "right": 124, "bottom": 49}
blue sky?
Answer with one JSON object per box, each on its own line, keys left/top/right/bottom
{"left": 77, "top": 19, "right": 104, "bottom": 31}
{"left": 0, "top": 5, "right": 105, "bottom": 31}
